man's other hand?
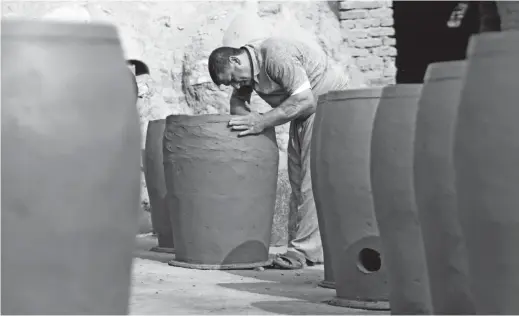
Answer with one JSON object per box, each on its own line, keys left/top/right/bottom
{"left": 228, "top": 112, "right": 266, "bottom": 137}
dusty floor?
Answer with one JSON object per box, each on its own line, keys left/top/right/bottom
{"left": 131, "top": 235, "right": 388, "bottom": 315}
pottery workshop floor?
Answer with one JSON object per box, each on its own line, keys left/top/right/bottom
{"left": 131, "top": 235, "right": 388, "bottom": 315}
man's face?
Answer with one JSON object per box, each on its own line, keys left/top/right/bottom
{"left": 217, "top": 56, "right": 252, "bottom": 90}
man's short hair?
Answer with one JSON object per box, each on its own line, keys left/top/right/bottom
{"left": 208, "top": 46, "right": 243, "bottom": 85}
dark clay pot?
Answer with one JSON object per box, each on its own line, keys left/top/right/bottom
{"left": 164, "top": 114, "right": 279, "bottom": 269}
{"left": 312, "top": 89, "right": 390, "bottom": 310}
{"left": 143, "top": 119, "right": 175, "bottom": 252}
{"left": 1, "top": 20, "right": 141, "bottom": 314}
{"left": 370, "top": 84, "right": 433, "bottom": 315}
{"left": 414, "top": 61, "right": 475, "bottom": 314}
{"left": 453, "top": 31, "right": 519, "bottom": 314}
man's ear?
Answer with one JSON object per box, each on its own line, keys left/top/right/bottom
{"left": 229, "top": 56, "right": 241, "bottom": 65}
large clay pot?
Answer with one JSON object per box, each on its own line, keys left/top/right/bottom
{"left": 312, "top": 89, "right": 390, "bottom": 310}
{"left": 164, "top": 114, "right": 279, "bottom": 269}
{"left": 143, "top": 119, "right": 174, "bottom": 253}
{"left": 370, "top": 84, "right": 433, "bottom": 314}
{"left": 311, "top": 94, "right": 335, "bottom": 289}
{"left": 414, "top": 61, "right": 475, "bottom": 314}
{"left": 1, "top": 20, "right": 141, "bottom": 314}
{"left": 453, "top": 31, "right": 519, "bottom": 314}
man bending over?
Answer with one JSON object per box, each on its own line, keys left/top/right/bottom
{"left": 208, "top": 37, "right": 350, "bottom": 269}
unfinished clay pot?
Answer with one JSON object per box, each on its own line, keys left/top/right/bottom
{"left": 370, "top": 84, "right": 433, "bottom": 314}
{"left": 1, "top": 20, "right": 141, "bottom": 314}
{"left": 164, "top": 114, "right": 278, "bottom": 269}
{"left": 312, "top": 89, "right": 390, "bottom": 310}
{"left": 414, "top": 61, "right": 475, "bottom": 314}
{"left": 143, "top": 119, "right": 174, "bottom": 253}
{"left": 453, "top": 31, "right": 519, "bottom": 314}
{"left": 311, "top": 94, "right": 335, "bottom": 290}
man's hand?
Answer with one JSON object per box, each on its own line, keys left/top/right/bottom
{"left": 228, "top": 112, "right": 265, "bottom": 137}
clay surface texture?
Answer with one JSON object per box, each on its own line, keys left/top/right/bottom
{"left": 312, "top": 89, "right": 389, "bottom": 310}
{"left": 454, "top": 31, "right": 519, "bottom": 314}
{"left": 163, "top": 114, "right": 279, "bottom": 269}
{"left": 1, "top": 20, "right": 141, "bottom": 314}
{"left": 370, "top": 84, "right": 433, "bottom": 314}
{"left": 414, "top": 61, "right": 475, "bottom": 314}
{"left": 310, "top": 94, "right": 335, "bottom": 288}
{"left": 144, "top": 119, "right": 174, "bottom": 250}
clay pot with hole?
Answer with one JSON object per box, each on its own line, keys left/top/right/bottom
{"left": 1, "top": 20, "right": 141, "bottom": 314}
{"left": 453, "top": 31, "right": 519, "bottom": 314}
{"left": 370, "top": 84, "right": 433, "bottom": 314}
{"left": 164, "top": 114, "right": 278, "bottom": 270}
{"left": 413, "top": 61, "right": 475, "bottom": 314}
{"left": 143, "top": 119, "right": 175, "bottom": 253}
{"left": 311, "top": 89, "right": 390, "bottom": 310}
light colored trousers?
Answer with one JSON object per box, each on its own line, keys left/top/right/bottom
{"left": 286, "top": 113, "right": 323, "bottom": 263}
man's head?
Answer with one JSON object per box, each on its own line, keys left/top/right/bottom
{"left": 208, "top": 47, "right": 252, "bottom": 90}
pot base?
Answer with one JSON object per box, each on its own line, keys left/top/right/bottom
{"left": 150, "top": 246, "right": 175, "bottom": 254}
{"left": 326, "top": 297, "right": 390, "bottom": 311}
{"left": 168, "top": 258, "right": 273, "bottom": 270}
{"left": 317, "top": 280, "right": 336, "bottom": 289}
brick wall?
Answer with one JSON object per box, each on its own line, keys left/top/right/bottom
{"left": 339, "top": 0, "right": 396, "bottom": 86}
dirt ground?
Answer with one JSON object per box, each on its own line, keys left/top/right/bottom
{"left": 131, "top": 235, "right": 388, "bottom": 315}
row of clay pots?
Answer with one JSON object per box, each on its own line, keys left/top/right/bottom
{"left": 312, "top": 29, "right": 519, "bottom": 315}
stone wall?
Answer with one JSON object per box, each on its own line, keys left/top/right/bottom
{"left": 2, "top": 0, "right": 397, "bottom": 244}
{"left": 339, "top": 0, "right": 396, "bottom": 86}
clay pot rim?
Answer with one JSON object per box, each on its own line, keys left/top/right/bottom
{"left": 325, "top": 88, "right": 384, "bottom": 101}
{"left": 166, "top": 114, "right": 237, "bottom": 125}
{"left": 380, "top": 84, "right": 423, "bottom": 99}
{"left": 148, "top": 118, "right": 166, "bottom": 124}
{"left": 166, "top": 114, "right": 262, "bottom": 126}
{"left": 467, "top": 30, "right": 519, "bottom": 57}
{"left": 1, "top": 19, "right": 119, "bottom": 41}
{"left": 424, "top": 60, "right": 467, "bottom": 83}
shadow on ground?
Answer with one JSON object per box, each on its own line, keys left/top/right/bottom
{"left": 218, "top": 265, "right": 335, "bottom": 311}
{"left": 134, "top": 234, "right": 175, "bottom": 264}
{"left": 250, "top": 300, "right": 381, "bottom": 315}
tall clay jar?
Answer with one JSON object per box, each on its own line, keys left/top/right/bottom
{"left": 370, "top": 84, "right": 433, "bottom": 314}
{"left": 143, "top": 119, "right": 175, "bottom": 253}
{"left": 312, "top": 89, "right": 390, "bottom": 310}
{"left": 310, "top": 94, "right": 335, "bottom": 289}
{"left": 164, "top": 114, "right": 279, "bottom": 269}
{"left": 1, "top": 20, "right": 141, "bottom": 314}
{"left": 453, "top": 31, "right": 519, "bottom": 314}
{"left": 413, "top": 61, "right": 475, "bottom": 314}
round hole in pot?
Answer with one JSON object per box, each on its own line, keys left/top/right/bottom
{"left": 357, "top": 248, "right": 382, "bottom": 273}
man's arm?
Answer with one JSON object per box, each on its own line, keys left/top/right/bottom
{"left": 260, "top": 54, "right": 316, "bottom": 129}
{"left": 230, "top": 86, "right": 253, "bottom": 116}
